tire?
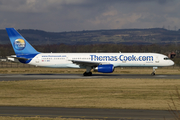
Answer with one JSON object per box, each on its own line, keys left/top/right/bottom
{"left": 151, "top": 72, "right": 155, "bottom": 76}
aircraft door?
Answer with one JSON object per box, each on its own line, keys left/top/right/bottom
{"left": 35, "top": 56, "right": 40, "bottom": 63}
{"left": 155, "top": 56, "right": 159, "bottom": 63}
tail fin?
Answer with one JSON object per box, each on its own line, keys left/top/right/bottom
{"left": 6, "top": 28, "right": 39, "bottom": 56}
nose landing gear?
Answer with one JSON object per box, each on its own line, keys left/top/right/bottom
{"left": 151, "top": 67, "right": 158, "bottom": 76}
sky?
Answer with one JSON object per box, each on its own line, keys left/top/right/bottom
{"left": 0, "top": 0, "right": 180, "bottom": 32}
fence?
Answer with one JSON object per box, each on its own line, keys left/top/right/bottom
{"left": 0, "top": 61, "right": 36, "bottom": 68}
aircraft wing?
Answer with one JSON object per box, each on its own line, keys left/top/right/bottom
{"left": 71, "top": 60, "right": 110, "bottom": 67}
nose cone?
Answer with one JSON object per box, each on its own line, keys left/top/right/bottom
{"left": 169, "top": 60, "right": 174, "bottom": 66}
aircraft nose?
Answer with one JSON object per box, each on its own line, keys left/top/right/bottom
{"left": 169, "top": 60, "right": 174, "bottom": 66}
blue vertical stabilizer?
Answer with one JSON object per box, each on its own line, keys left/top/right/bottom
{"left": 6, "top": 28, "right": 39, "bottom": 56}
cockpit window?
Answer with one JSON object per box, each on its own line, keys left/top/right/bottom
{"left": 164, "top": 57, "right": 171, "bottom": 60}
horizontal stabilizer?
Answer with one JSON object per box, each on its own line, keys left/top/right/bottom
{"left": 7, "top": 55, "right": 29, "bottom": 63}
{"left": 10, "top": 56, "right": 29, "bottom": 60}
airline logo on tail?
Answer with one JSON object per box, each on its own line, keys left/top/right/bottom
{"left": 14, "top": 39, "right": 26, "bottom": 50}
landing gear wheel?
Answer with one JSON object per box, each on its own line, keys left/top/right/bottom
{"left": 83, "top": 72, "right": 92, "bottom": 76}
{"left": 151, "top": 67, "right": 157, "bottom": 76}
{"left": 83, "top": 72, "right": 87, "bottom": 76}
{"left": 88, "top": 72, "right": 92, "bottom": 76}
{"left": 151, "top": 72, "right": 155, "bottom": 76}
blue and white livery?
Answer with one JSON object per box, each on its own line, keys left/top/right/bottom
{"left": 6, "top": 28, "right": 174, "bottom": 76}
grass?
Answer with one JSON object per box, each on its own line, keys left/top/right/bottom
{"left": 0, "top": 117, "right": 100, "bottom": 120}
{"left": 0, "top": 78, "right": 180, "bottom": 110}
{"left": 0, "top": 67, "right": 179, "bottom": 74}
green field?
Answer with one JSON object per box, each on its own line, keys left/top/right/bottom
{"left": 0, "top": 117, "right": 98, "bottom": 120}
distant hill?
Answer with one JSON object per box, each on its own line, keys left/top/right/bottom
{"left": 0, "top": 28, "right": 180, "bottom": 45}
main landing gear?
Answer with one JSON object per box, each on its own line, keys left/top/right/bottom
{"left": 83, "top": 67, "right": 92, "bottom": 76}
{"left": 83, "top": 72, "right": 92, "bottom": 76}
{"left": 151, "top": 67, "right": 158, "bottom": 76}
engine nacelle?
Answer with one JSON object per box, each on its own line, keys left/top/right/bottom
{"left": 94, "top": 64, "right": 114, "bottom": 73}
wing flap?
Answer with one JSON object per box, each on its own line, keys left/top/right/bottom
{"left": 71, "top": 60, "right": 110, "bottom": 67}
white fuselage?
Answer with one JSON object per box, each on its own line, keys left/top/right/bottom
{"left": 29, "top": 53, "right": 174, "bottom": 68}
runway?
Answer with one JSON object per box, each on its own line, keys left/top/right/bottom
{"left": 0, "top": 106, "right": 174, "bottom": 120}
{"left": 0, "top": 73, "right": 179, "bottom": 119}
{"left": 0, "top": 73, "right": 180, "bottom": 81}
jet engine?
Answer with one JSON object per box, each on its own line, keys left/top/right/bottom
{"left": 94, "top": 64, "right": 114, "bottom": 73}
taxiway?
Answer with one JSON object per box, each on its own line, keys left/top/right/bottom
{"left": 0, "top": 106, "right": 174, "bottom": 120}
{"left": 0, "top": 73, "right": 180, "bottom": 81}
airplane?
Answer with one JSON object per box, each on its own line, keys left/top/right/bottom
{"left": 6, "top": 28, "right": 174, "bottom": 76}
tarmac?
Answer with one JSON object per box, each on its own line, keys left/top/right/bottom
{"left": 0, "top": 106, "right": 175, "bottom": 120}
{"left": 0, "top": 73, "right": 180, "bottom": 81}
